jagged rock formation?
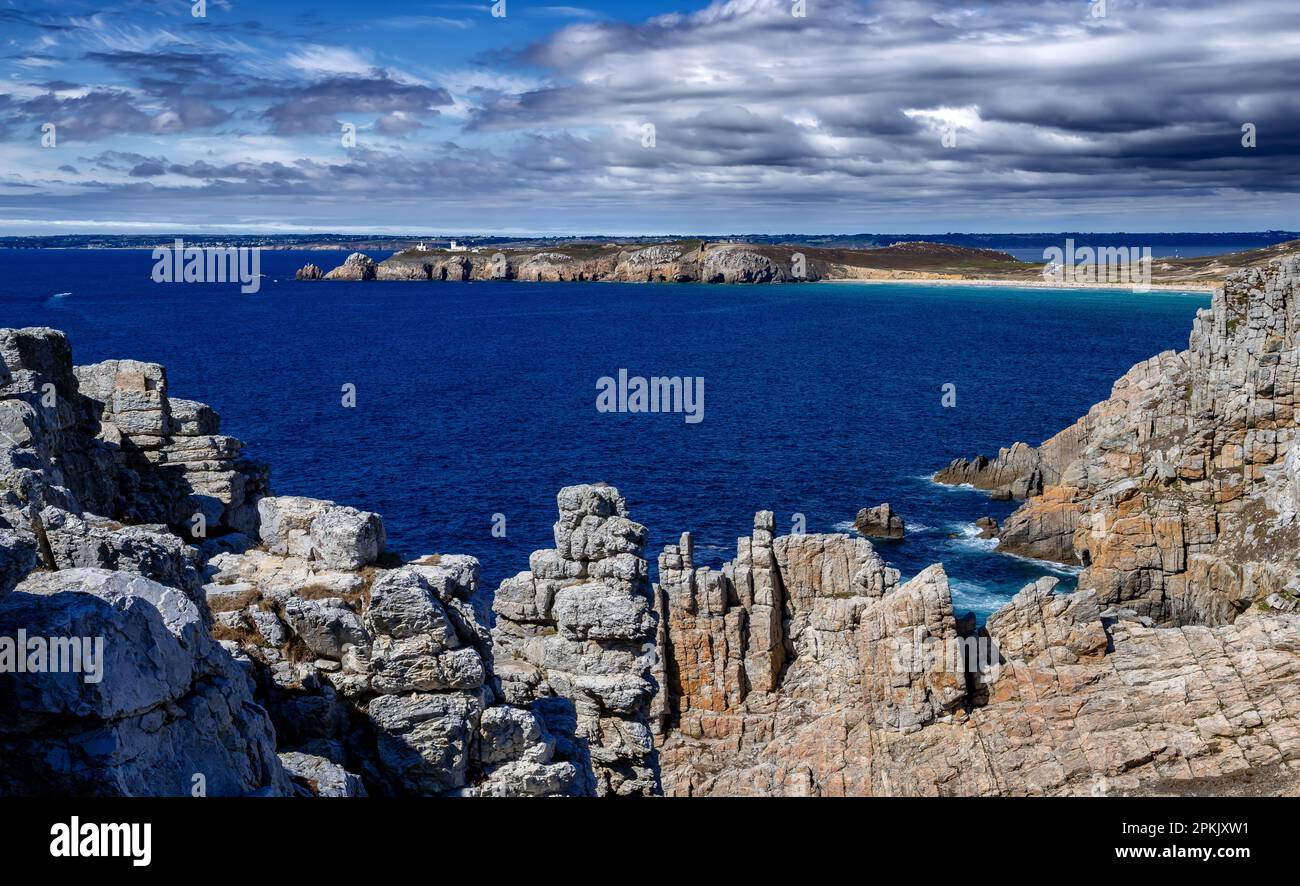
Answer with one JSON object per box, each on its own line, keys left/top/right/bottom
{"left": 937, "top": 258, "right": 1300, "bottom": 625}
{"left": 854, "top": 502, "right": 905, "bottom": 538}
{"left": 323, "top": 252, "right": 377, "bottom": 281}
{"left": 654, "top": 519, "right": 1300, "bottom": 796}
{"left": 197, "top": 502, "right": 583, "bottom": 797}
{"left": 10, "top": 249, "right": 1300, "bottom": 799}
{"left": 491, "top": 484, "right": 659, "bottom": 796}
{"left": 0, "top": 327, "right": 607, "bottom": 797}
{"left": 295, "top": 264, "right": 323, "bottom": 281}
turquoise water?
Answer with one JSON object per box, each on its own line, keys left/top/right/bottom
{"left": 0, "top": 249, "right": 1210, "bottom": 617}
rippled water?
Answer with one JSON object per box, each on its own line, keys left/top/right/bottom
{"left": 0, "top": 248, "right": 1210, "bottom": 617}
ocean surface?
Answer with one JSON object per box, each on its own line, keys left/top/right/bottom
{"left": 1, "top": 248, "right": 1212, "bottom": 618}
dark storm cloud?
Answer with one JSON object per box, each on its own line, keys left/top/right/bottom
{"left": 259, "top": 75, "right": 453, "bottom": 135}
{"left": 464, "top": 0, "right": 1300, "bottom": 204}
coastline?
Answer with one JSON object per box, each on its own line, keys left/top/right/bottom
{"left": 820, "top": 277, "right": 1217, "bottom": 293}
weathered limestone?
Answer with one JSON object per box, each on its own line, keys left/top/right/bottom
{"left": 492, "top": 483, "right": 659, "bottom": 796}
{"left": 258, "top": 495, "right": 385, "bottom": 571}
{"left": 208, "top": 546, "right": 576, "bottom": 797}
{"left": 307, "top": 241, "right": 824, "bottom": 286}
{"left": 0, "top": 569, "right": 292, "bottom": 796}
{"left": 279, "top": 751, "right": 366, "bottom": 796}
{"left": 0, "top": 325, "right": 584, "bottom": 797}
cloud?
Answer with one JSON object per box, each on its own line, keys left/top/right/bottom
{"left": 456, "top": 0, "right": 1300, "bottom": 219}
{"left": 260, "top": 74, "right": 453, "bottom": 135}
{"left": 1, "top": 0, "right": 1298, "bottom": 231}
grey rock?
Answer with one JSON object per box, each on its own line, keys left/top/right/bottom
{"left": 0, "top": 568, "right": 290, "bottom": 796}
{"left": 281, "top": 595, "right": 368, "bottom": 659}
{"left": 278, "top": 751, "right": 366, "bottom": 796}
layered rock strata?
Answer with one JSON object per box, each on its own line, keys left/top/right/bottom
{"left": 491, "top": 484, "right": 659, "bottom": 796}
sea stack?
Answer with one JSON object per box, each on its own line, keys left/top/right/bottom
{"left": 854, "top": 502, "right": 906, "bottom": 538}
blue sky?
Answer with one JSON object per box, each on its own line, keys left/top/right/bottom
{"left": 1, "top": 0, "right": 1298, "bottom": 234}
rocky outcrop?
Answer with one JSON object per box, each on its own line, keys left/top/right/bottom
{"left": 940, "top": 258, "right": 1300, "bottom": 625}
{"left": 613, "top": 244, "right": 695, "bottom": 282}
{"left": 854, "top": 502, "right": 905, "bottom": 538}
{"left": 1, "top": 328, "right": 265, "bottom": 585}
{"left": 72, "top": 355, "right": 269, "bottom": 535}
{"left": 491, "top": 484, "right": 659, "bottom": 796}
{"left": 0, "top": 568, "right": 292, "bottom": 796}
{"left": 655, "top": 518, "right": 1300, "bottom": 796}
{"left": 935, "top": 441, "right": 1043, "bottom": 499}
{"left": 306, "top": 241, "right": 824, "bottom": 286}
{"left": 295, "top": 264, "right": 323, "bottom": 281}
{"left": 323, "top": 252, "right": 377, "bottom": 281}
{"left": 0, "top": 326, "right": 597, "bottom": 797}
{"left": 10, "top": 282, "right": 1300, "bottom": 798}
{"left": 204, "top": 507, "right": 579, "bottom": 797}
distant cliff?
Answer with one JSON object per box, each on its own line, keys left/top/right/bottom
{"left": 300, "top": 240, "right": 1039, "bottom": 285}
{"left": 299, "top": 239, "right": 1300, "bottom": 287}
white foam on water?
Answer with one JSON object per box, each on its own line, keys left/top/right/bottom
{"left": 832, "top": 520, "right": 934, "bottom": 534}
{"left": 996, "top": 549, "right": 1084, "bottom": 576}
{"left": 948, "top": 578, "right": 1013, "bottom": 615}
{"left": 946, "top": 522, "right": 998, "bottom": 551}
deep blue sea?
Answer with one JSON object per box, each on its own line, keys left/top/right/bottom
{"left": 1, "top": 249, "right": 1211, "bottom": 617}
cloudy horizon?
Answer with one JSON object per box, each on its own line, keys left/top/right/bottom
{"left": 1, "top": 0, "right": 1297, "bottom": 235}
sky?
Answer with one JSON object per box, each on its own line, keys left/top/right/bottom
{"left": 0, "top": 0, "right": 1297, "bottom": 235}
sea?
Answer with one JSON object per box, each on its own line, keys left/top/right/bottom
{"left": 1, "top": 248, "right": 1212, "bottom": 618}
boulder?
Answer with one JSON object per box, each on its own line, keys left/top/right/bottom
{"left": 281, "top": 595, "right": 369, "bottom": 659}
{"left": 257, "top": 496, "right": 384, "bottom": 570}
{"left": 0, "top": 568, "right": 291, "bottom": 796}
{"left": 278, "top": 751, "right": 366, "bottom": 797}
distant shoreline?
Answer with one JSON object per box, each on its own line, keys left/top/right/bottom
{"left": 821, "top": 277, "right": 1216, "bottom": 293}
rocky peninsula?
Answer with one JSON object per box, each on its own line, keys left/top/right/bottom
{"left": 295, "top": 239, "right": 1300, "bottom": 288}
{"left": 2, "top": 255, "right": 1299, "bottom": 796}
